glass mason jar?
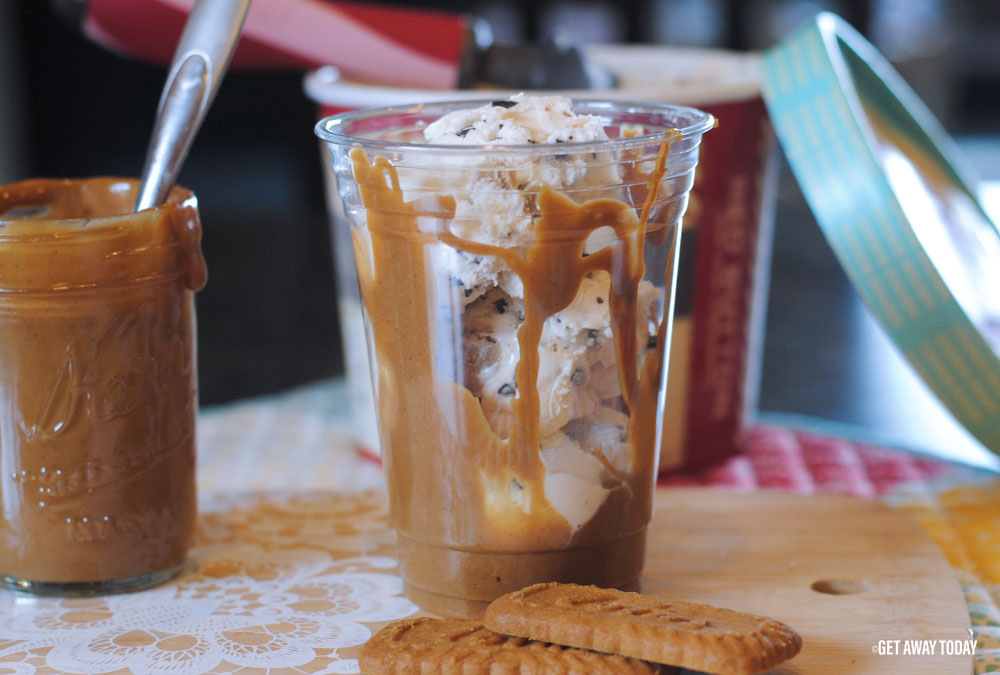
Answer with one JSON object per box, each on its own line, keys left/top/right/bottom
{"left": 0, "top": 177, "right": 207, "bottom": 595}
{"left": 316, "top": 99, "right": 713, "bottom": 616}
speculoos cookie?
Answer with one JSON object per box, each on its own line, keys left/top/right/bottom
{"left": 483, "top": 582, "right": 802, "bottom": 675}
{"left": 359, "top": 616, "right": 669, "bottom": 674}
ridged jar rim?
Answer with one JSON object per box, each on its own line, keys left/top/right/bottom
{"left": 0, "top": 178, "right": 195, "bottom": 237}
{"left": 0, "top": 178, "right": 206, "bottom": 294}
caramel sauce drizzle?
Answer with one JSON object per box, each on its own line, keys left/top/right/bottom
{"left": 350, "top": 136, "right": 676, "bottom": 550}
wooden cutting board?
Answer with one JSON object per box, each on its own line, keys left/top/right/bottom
{"left": 642, "top": 488, "right": 972, "bottom": 674}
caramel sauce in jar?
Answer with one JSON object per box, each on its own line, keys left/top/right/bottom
{"left": 0, "top": 177, "right": 206, "bottom": 594}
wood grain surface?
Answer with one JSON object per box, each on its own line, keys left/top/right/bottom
{"left": 350, "top": 487, "right": 971, "bottom": 673}
{"left": 642, "top": 488, "right": 972, "bottom": 674}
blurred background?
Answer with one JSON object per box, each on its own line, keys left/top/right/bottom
{"left": 2, "top": 0, "right": 999, "bottom": 463}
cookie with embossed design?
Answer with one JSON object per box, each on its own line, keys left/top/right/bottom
{"left": 359, "top": 617, "right": 670, "bottom": 674}
{"left": 483, "top": 582, "right": 802, "bottom": 675}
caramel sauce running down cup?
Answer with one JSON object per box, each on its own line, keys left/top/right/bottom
{"left": 317, "top": 100, "right": 712, "bottom": 616}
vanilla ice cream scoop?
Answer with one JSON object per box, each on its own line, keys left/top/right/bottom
{"left": 417, "top": 95, "right": 664, "bottom": 533}
{"left": 423, "top": 94, "right": 609, "bottom": 146}
{"left": 410, "top": 94, "right": 624, "bottom": 260}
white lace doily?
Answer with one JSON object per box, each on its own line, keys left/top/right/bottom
{"left": 0, "top": 491, "right": 418, "bottom": 675}
{"left": 0, "top": 382, "right": 419, "bottom": 674}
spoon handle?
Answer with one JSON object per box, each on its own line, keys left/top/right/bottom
{"left": 135, "top": 0, "right": 252, "bottom": 212}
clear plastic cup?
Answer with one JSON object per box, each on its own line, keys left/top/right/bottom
{"left": 316, "top": 99, "right": 713, "bottom": 617}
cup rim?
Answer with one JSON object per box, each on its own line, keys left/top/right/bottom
{"left": 314, "top": 98, "right": 715, "bottom": 155}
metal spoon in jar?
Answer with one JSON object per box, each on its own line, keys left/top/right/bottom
{"left": 134, "top": 0, "right": 252, "bottom": 212}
